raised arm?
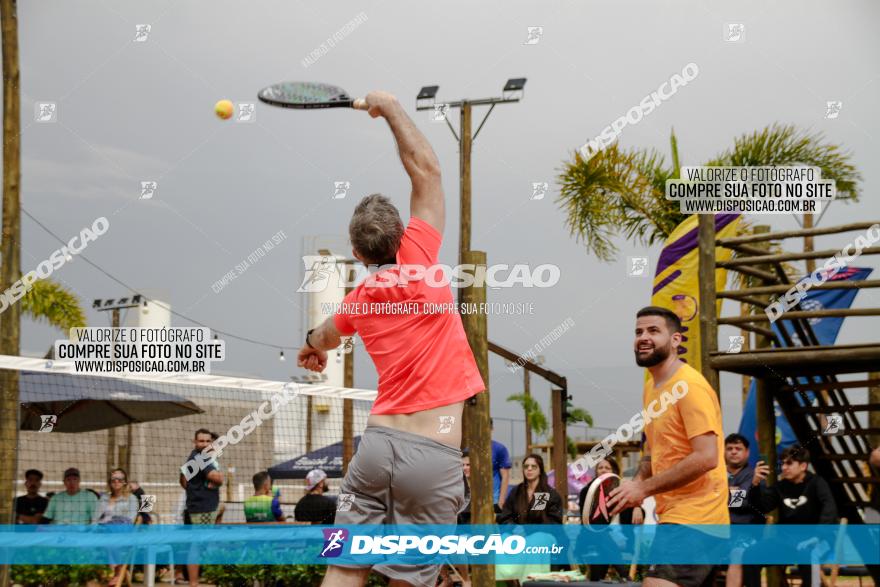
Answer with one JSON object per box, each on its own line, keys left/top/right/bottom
{"left": 364, "top": 91, "right": 445, "bottom": 234}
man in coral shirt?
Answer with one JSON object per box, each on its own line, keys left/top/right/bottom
{"left": 297, "top": 91, "right": 485, "bottom": 587}
{"left": 608, "top": 306, "right": 729, "bottom": 587}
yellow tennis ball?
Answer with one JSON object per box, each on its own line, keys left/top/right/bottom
{"left": 215, "top": 100, "right": 234, "bottom": 120}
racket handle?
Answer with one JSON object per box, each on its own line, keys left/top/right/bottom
{"left": 352, "top": 98, "right": 368, "bottom": 111}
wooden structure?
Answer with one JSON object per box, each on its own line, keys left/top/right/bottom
{"left": 488, "top": 342, "right": 569, "bottom": 500}
{"left": 698, "top": 219, "right": 880, "bottom": 585}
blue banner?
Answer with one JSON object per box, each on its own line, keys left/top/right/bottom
{"left": 0, "top": 524, "right": 877, "bottom": 566}
{"left": 738, "top": 266, "right": 873, "bottom": 466}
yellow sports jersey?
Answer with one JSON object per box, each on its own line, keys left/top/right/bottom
{"left": 643, "top": 362, "right": 730, "bottom": 525}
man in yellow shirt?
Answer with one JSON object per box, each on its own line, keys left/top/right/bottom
{"left": 608, "top": 306, "right": 729, "bottom": 587}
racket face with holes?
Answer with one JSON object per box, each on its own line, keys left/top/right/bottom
{"left": 582, "top": 472, "right": 621, "bottom": 526}
{"left": 257, "top": 82, "right": 355, "bottom": 109}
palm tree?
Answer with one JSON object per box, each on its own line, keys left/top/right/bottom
{"left": 507, "top": 393, "right": 548, "bottom": 440}
{"left": 558, "top": 124, "right": 861, "bottom": 262}
{"left": 507, "top": 393, "right": 594, "bottom": 459}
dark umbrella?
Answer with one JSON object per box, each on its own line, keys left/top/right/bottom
{"left": 268, "top": 436, "right": 361, "bottom": 480}
{"left": 19, "top": 370, "right": 203, "bottom": 432}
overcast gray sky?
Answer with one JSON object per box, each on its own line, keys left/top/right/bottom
{"left": 10, "top": 0, "right": 880, "bottom": 455}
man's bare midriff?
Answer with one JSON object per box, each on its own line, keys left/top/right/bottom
{"left": 367, "top": 400, "right": 465, "bottom": 448}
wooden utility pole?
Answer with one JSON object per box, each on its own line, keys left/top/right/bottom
{"left": 523, "top": 370, "right": 532, "bottom": 453}
{"left": 458, "top": 102, "right": 472, "bottom": 274}
{"left": 0, "top": 4, "right": 21, "bottom": 585}
{"left": 461, "top": 250, "right": 493, "bottom": 587}
{"left": 342, "top": 267, "right": 355, "bottom": 475}
{"left": 697, "top": 215, "right": 720, "bottom": 395}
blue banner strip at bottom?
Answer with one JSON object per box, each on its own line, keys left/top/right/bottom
{"left": 0, "top": 524, "right": 877, "bottom": 566}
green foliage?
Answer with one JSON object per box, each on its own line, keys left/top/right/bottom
{"left": 558, "top": 124, "right": 862, "bottom": 262}
{"left": 507, "top": 393, "right": 548, "bottom": 437}
{"left": 10, "top": 564, "right": 111, "bottom": 586}
{"left": 567, "top": 407, "right": 593, "bottom": 426}
{"left": 21, "top": 278, "right": 86, "bottom": 332}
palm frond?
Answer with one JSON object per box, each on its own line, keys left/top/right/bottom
{"left": 21, "top": 278, "right": 86, "bottom": 332}
{"left": 507, "top": 393, "right": 549, "bottom": 437}
{"left": 558, "top": 124, "right": 862, "bottom": 264}
{"left": 705, "top": 123, "right": 860, "bottom": 201}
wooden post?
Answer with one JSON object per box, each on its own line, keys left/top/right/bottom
{"left": 742, "top": 226, "right": 770, "bottom": 407}
{"left": 524, "top": 370, "right": 532, "bottom": 454}
{"left": 870, "top": 373, "right": 880, "bottom": 450}
{"left": 458, "top": 102, "right": 472, "bottom": 281}
{"left": 306, "top": 396, "right": 313, "bottom": 453}
{"left": 342, "top": 269, "right": 355, "bottom": 475}
{"left": 803, "top": 213, "right": 815, "bottom": 273}
{"left": 461, "top": 250, "right": 493, "bottom": 587}
{"left": 697, "top": 215, "right": 720, "bottom": 395}
{"left": 739, "top": 303, "right": 751, "bottom": 408}
{"left": 107, "top": 309, "right": 120, "bottom": 476}
{"left": 551, "top": 388, "right": 568, "bottom": 501}
{"left": 751, "top": 225, "right": 782, "bottom": 587}
{"left": 1, "top": 3, "right": 21, "bottom": 583}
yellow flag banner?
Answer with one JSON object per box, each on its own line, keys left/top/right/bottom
{"left": 649, "top": 214, "right": 742, "bottom": 373}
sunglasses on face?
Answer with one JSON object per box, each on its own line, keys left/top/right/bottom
{"left": 523, "top": 464, "right": 539, "bottom": 470}
{"left": 110, "top": 477, "right": 126, "bottom": 482}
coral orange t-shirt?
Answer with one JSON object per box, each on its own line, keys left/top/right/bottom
{"left": 333, "top": 216, "right": 485, "bottom": 414}
{"left": 643, "top": 362, "right": 730, "bottom": 525}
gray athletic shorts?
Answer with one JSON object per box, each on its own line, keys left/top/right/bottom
{"left": 332, "top": 425, "right": 465, "bottom": 587}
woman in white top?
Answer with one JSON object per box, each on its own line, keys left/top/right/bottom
{"left": 94, "top": 468, "right": 140, "bottom": 586}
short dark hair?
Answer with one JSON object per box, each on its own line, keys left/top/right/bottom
{"left": 349, "top": 194, "right": 404, "bottom": 265}
{"left": 725, "top": 433, "right": 750, "bottom": 449}
{"left": 210, "top": 432, "right": 219, "bottom": 441}
{"left": 24, "top": 469, "right": 43, "bottom": 481}
{"left": 637, "top": 306, "right": 682, "bottom": 333}
{"left": 252, "top": 471, "right": 271, "bottom": 491}
{"left": 781, "top": 445, "right": 810, "bottom": 463}
{"left": 194, "top": 428, "right": 212, "bottom": 439}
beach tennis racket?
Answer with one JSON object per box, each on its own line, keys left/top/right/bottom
{"left": 257, "top": 81, "right": 367, "bottom": 110}
{"left": 582, "top": 473, "right": 622, "bottom": 526}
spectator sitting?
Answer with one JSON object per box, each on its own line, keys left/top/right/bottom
{"left": 578, "top": 457, "right": 642, "bottom": 581}
{"left": 42, "top": 468, "right": 98, "bottom": 525}
{"left": 15, "top": 469, "right": 48, "bottom": 524}
{"left": 498, "top": 454, "right": 563, "bottom": 525}
{"left": 94, "top": 468, "right": 140, "bottom": 587}
{"left": 749, "top": 445, "right": 838, "bottom": 587}
{"left": 244, "top": 471, "right": 284, "bottom": 523}
{"left": 294, "top": 469, "right": 336, "bottom": 525}
{"left": 94, "top": 468, "right": 140, "bottom": 525}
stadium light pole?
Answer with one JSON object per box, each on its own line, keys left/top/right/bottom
{"left": 416, "top": 79, "right": 526, "bottom": 280}
{"left": 416, "top": 80, "right": 525, "bottom": 587}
